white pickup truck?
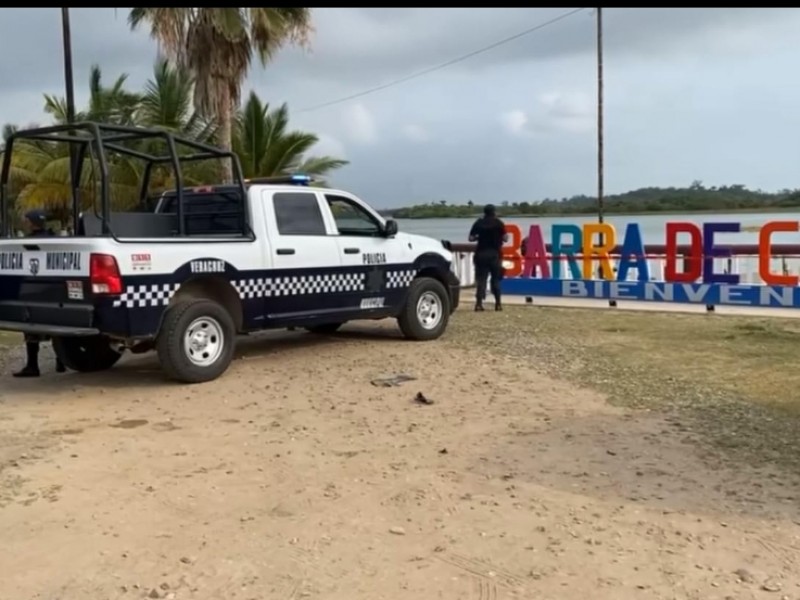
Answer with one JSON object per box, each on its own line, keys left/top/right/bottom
{"left": 0, "top": 123, "right": 460, "bottom": 383}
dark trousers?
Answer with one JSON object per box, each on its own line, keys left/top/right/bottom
{"left": 474, "top": 251, "right": 503, "bottom": 305}
{"left": 22, "top": 335, "right": 63, "bottom": 371}
{"left": 24, "top": 341, "right": 40, "bottom": 369}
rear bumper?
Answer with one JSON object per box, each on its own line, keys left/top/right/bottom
{"left": 446, "top": 271, "right": 460, "bottom": 313}
{"left": 0, "top": 320, "right": 99, "bottom": 337}
{"left": 0, "top": 301, "right": 99, "bottom": 337}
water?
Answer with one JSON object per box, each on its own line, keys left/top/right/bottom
{"left": 396, "top": 211, "right": 800, "bottom": 246}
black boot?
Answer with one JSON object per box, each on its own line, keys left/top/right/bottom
{"left": 13, "top": 342, "right": 40, "bottom": 378}
{"left": 494, "top": 295, "right": 502, "bottom": 311}
{"left": 474, "top": 302, "right": 485, "bottom": 312}
{"left": 55, "top": 358, "right": 66, "bottom": 373}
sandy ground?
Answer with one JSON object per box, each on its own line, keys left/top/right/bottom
{"left": 2, "top": 314, "right": 800, "bottom": 600}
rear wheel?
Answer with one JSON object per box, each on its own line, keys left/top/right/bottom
{"left": 397, "top": 277, "right": 451, "bottom": 341}
{"left": 156, "top": 299, "right": 236, "bottom": 384}
{"left": 52, "top": 335, "right": 123, "bottom": 372}
{"left": 305, "top": 322, "right": 343, "bottom": 334}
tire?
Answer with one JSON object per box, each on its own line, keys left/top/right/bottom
{"left": 305, "top": 322, "right": 343, "bottom": 334}
{"left": 156, "top": 299, "right": 236, "bottom": 384}
{"left": 52, "top": 335, "right": 122, "bottom": 373}
{"left": 397, "top": 277, "right": 451, "bottom": 341}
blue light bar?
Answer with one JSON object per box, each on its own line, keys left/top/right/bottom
{"left": 290, "top": 174, "right": 312, "bottom": 185}
{"left": 243, "top": 174, "right": 315, "bottom": 186}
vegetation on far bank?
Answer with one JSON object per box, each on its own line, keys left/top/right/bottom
{"left": 388, "top": 181, "right": 800, "bottom": 219}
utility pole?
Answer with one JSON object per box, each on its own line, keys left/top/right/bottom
{"left": 596, "top": 7, "right": 613, "bottom": 304}
{"left": 61, "top": 7, "right": 78, "bottom": 232}
{"left": 596, "top": 6, "right": 604, "bottom": 225}
{"left": 61, "top": 8, "right": 76, "bottom": 126}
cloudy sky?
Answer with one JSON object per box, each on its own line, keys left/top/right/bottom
{"left": 1, "top": 7, "right": 799, "bottom": 208}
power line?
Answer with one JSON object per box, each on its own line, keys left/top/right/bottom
{"left": 297, "top": 7, "right": 588, "bottom": 113}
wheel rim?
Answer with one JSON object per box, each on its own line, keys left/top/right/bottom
{"left": 184, "top": 316, "right": 224, "bottom": 367}
{"left": 416, "top": 291, "right": 443, "bottom": 330}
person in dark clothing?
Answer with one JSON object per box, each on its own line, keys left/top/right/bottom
{"left": 469, "top": 204, "right": 508, "bottom": 311}
{"left": 13, "top": 210, "right": 66, "bottom": 378}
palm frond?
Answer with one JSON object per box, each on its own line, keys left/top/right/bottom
{"left": 233, "top": 92, "right": 347, "bottom": 180}
{"left": 130, "top": 7, "right": 313, "bottom": 153}
{"left": 295, "top": 156, "right": 349, "bottom": 178}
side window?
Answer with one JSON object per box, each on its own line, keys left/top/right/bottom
{"left": 273, "top": 192, "right": 327, "bottom": 236}
{"left": 325, "top": 194, "right": 381, "bottom": 236}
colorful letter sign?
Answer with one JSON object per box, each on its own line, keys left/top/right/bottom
{"left": 499, "top": 219, "right": 800, "bottom": 309}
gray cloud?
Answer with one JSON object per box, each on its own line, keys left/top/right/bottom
{"left": 2, "top": 8, "right": 800, "bottom": 207}
{"left": 260, "top": 7, "right": 798, "bottom": 90}
{"left": 0, "top": 8, "right": 154, "bottom": 97}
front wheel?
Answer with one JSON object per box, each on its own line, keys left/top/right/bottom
{"left": 156, "top": 299, "right": 236, "bottom": 384}
{"left": 52, "top": 335, "right": 123, "bottom": 372}
{"left": 397, "top": 277, "right": 451, "bottom": 341}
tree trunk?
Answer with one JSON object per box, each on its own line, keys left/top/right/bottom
{"left": 217, "top": 85, "right": 234, "bottom": 183}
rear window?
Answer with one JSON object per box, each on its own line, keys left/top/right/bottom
{"left": 159, "top": 189, "right": 245, "bottom": 235}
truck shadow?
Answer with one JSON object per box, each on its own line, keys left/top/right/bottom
{"left": 4, "top": 322, "right": 407, "bottom": 394}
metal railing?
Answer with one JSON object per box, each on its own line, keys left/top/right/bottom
{"left": 448, "top": 242, "right": 800, "bottom": 290}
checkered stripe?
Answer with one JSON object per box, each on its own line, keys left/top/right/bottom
{"left": 386, "top": 269, "right": 417, "bottom": 289}
{"left": 232, "top": 278, "right": 271, "bottom": 300}
{"left": 112, "top": 283, "right": 180, "bottom": 308}
{"left": 233, "top": 272, "right": 366, "bottom": 299}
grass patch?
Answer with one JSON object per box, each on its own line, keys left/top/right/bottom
{"left": 447, "top": 306, "right": 800, "bottom": 472}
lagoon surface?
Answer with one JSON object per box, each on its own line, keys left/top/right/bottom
{"left": 396, "top": 211, "right": 800, "bottom": 246}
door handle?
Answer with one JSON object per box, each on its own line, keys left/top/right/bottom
{"left": 276, "top": 248, "right": 296, "bottom": 255}
{"left": 344, "top": 247, "right": 360, "bottom": 254}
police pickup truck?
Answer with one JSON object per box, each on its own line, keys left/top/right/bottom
{"left": 0, "top": 123, "right": 460, "bottom": 383}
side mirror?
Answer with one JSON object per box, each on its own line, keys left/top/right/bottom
{"left": 383, "top": 219, "right": 398, "bottom": 237}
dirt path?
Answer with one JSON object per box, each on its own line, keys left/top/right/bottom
{"left": 1, "top": 318, "right": 800, "bottom": 600}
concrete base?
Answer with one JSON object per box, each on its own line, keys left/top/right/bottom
{"left": 459, "top": 289, "right": 800, "bottom": 320}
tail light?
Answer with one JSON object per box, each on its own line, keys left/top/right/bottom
{"left": 90, "top": 253, "right": 122, "bottom": 295}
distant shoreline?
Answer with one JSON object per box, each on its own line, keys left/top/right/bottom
{"left": 390, "top": 206, "right": 800, "bottom": 220}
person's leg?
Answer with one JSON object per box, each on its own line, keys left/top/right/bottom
{"left": 490, "top": 256, "right": 503, "bottom": 310}
{"left": 474, "top": 258, "right": 489, "bottom": 310}
{"left": 13, "top": 337, "right": 41, "bottom": 377}
{"left": 44, "top": 336, "right": 66, "bottom": 373}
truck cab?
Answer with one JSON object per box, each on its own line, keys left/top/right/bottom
{"left": 0, "top": 124, "right": 460, "bottom": 384}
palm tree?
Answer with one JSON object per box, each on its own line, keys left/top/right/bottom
{"left": 233, "top": 91, "right": 347, "bottom": 183}
{"left": 43, "top": 65, "right": 141, "bottom": 126}
{"left": 136, "top": 58, "right": 221, "bottom": 191}
{"left": 11, "top": 61, "right": 213, "bottom": 222}
{"left": 138, "top": 58, "right": 215, "bottom": 139}
{"left": 1, "top": 122, "right": 54, "bottom": 207}
{"left": 9, "top": 65, "right": 145, "bottom": 223}
{"left": 128, "top": 7, "right": 314, "bottom": 182}
{"left": 0, "top": 124, "right": 36, "bottom": 193}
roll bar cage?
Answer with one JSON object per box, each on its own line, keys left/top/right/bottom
{"left": 0, "top": 121, "right": 247, "bottom": 237}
